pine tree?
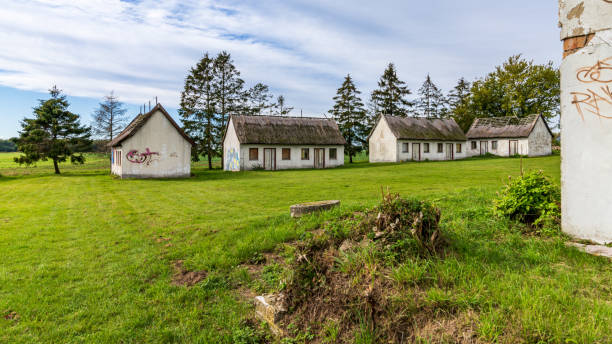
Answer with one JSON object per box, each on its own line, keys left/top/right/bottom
{"left": 14, "top": 86, "right": 92, "bottom": 174}
{"left": 415, "top": 74, "right": 447, "bottom": 118}
{"left": 179, "top": 53, "right": 217, "bottom": 169}
{"left": 244, "top": 83, "right": 274, "bottom": 115}
{"left": 272, "top": 95, "right": 293, "bottom": 116}
{"left": 370, "top": 63, "right": 413, "bottom": 117}
{"left": 328, "top": 74, "right": 367, "bottom": 163}
{"left": 213, "top": 52, "right": 245, "bottom": 165}
{"left": 447, "top": 77, "right": 473, "bottom": 132}
{"left": 91, "top": 91, "right": 128, "bottom": 144}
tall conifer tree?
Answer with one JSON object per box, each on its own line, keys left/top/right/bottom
{"left": 415, "top": 74, "right": 446, "bottom": 118}
{"left": 369, "top": 63, "right": 413, "bottom": 118}
{"left": 14, "top": 86, "right": 91, "bottom": 174}
{"left": 329, "top": 74, "right": 367, "bottom": 163}
{"left": 447, "top": 77, "right": 473, "bottom": 132}
{"left": 179, "top": 53, "right": 217, "bottom": 169}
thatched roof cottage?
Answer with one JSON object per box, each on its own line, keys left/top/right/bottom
{"left": 466, "top": 114, "right": 552, "bottom": 157}
{"left": 109, "top": 104, "right": 194, "bottom": 178}
{"left": 223, "top": 115, "right": 346, "bottom": 171}
{"left": 368, "top": 115, "right": 467, "bottom": 162}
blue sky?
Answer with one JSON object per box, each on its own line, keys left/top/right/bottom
{"left": 0, "top": 1, "right": 560, "bottom": 139}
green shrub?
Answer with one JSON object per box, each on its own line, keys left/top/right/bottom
{"left": 494, "top": 170, "right": 560, "bottom": 235}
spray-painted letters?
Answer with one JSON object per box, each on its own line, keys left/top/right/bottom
{"left": 126, "top": 148, "right": 159, "bottom": 165}
{"left": 571, "top": 57, "right": 612, "bottom": 120}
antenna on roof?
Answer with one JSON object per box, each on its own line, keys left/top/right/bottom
{"left": 155, "top": 96, "right": 158, "bottom": 105}
{"left": 301, "top": 109, "right": 303, "bottom": 118}
{"left": 149, "top": 100, "right": 151, "bottom": 112}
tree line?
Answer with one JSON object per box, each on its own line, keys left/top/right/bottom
{"left": 9, "top": 52, "right": 559, "bottom": 173}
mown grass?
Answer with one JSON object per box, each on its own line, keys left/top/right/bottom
{"left": 0, "top": 152, "right": 610, "bottom": 343}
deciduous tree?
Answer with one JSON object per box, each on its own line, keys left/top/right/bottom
{"left": 14, "top": 86, "right": 91, "bottom": 174}
{"left": 329, "top": 74, "right": 367, "bottom": 163}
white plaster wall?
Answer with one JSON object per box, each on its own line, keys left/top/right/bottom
{"left": 466, "top": 138, "right": 529, "bottom": 157}
{"left": 527, "top": 117, "right": 553, "bottom": 156}
{"left": 560, "top": 4, "right": 612, "bottom": 243}
{"left": 239, "top": 145, "right": 344, "bottom": 170}
{"left": 560, "top": 0, "right": 612, "bottom": 38}
{"left": 368, "top": 117, "right": 398, "bottom": 162}
{"left": 119, "top": 111, "right": 192, "bottom": 178}
{"left": 397, "top": 140, "right": 468, "bottom": 161}
{"left": 223, "top": 118, "right": 241, "bottom": 171}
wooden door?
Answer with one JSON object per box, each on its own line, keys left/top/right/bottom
{"left": 480, "top": 141, "right": 488, "bottom": 155}
{"left": 412, "top": 143, "right": 420, "bottom": 161}
{"left": 314, "top": 148, "right": 325, "bottom": 168}
{"left": 509, "top": 140, "right": 518, "bottom": 155}
{"left": 264, "top": 148, "right": 276, "bottom": 170}
{"left": 445, "top": 143, "right": 454, "bottom": 160}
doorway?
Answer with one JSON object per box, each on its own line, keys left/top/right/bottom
{"left": 412, "top": 143, "right": 421, "bottom": 161}
{"left": 264, "top": 148, "right": 276, "bottom": 170}
{"left": 480, "top": 141, "right": 488, "bottom": 155}
{"left": 314, "top": 148, "right": 325, "bottom": 168}
{"left": 509, "top": 140, "right": 518, "bottom": 156}
{"left": 445, "top": 143, "right": 454, "bottom": 160}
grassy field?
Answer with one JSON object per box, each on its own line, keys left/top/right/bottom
{"left": 1, "top": 152, "right": 612, "bottom": 343}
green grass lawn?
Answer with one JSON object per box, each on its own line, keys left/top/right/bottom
{"left": 1, "top": 152, "right": 611, "bottom": 343}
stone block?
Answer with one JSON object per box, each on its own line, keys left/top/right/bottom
{"left": 290, "top": 200, "right": 340, "bottom": 218}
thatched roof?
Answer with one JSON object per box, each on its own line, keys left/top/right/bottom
{"left": 466, "top": 114, "right": 550, "bottom": 139}
{"left": 109, "top": 104, "right": 194, "bottom": 147}
{"left": 375, "top": 115, "right": 467, "bottom": 141}
{"left": 229, "top": 115, "right": 347, "bottom": 145}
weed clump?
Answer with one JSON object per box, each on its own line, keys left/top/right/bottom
{"left": 261, "top": 193, "right": 446, "bottom": 342}
{"left": 494, "top": 170, "right": 560, "bottom": 235}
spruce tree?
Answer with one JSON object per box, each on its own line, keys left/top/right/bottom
{"left": 14, "top": 86, "right": 91, "bottom": 174}
{"left": 273, "top": 95, "right": 293, "bottom": 116}
{"left": 91, "top": 91, "right": 128, "bottom": 143}
{"left": 415, "top": 74, "right": 447, "bottom": 118}
{"left": 244, "top": 83, "right": 274, "bottom": 115}
{"left": 370, "top": 63, "right": 413, "bottom": 117}
{"left": 213, "top": 51, "right": 245, "bottom": 151}
{"left": 329, "top": 74, "right": 367, "bottom": 163}
{"left": 447, "top": 77, "right": 473, "bottom": 132}
{"left": 179, "top": 53, "right": 217, "bottom": 169}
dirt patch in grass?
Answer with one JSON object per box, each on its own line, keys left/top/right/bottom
{"left": 172, "top": 260, "right": 207, "bottom": 287}
{"left": 411, "top": 310, "right": 480, "bottom": 343}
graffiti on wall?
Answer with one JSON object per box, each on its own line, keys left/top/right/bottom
{"left": 226, "top": 148, "right": 240, "bottom": 170}
{"left": 571, "top": 57, "right": 612, "bottom": 120}
{"left": 126, "top": 148, "right": 159, "bottom": 166}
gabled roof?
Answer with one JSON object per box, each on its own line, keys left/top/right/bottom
{"left": 466, "top": 114, "right": 552, "bottom": 139}
{"left": 109, "top": 104, "right": 194, "bottom": 147}
{"left": 228, "top": 115, "right": 347, "bottom": 145}
{"left": 372, "top": 115, "right": 467, "bottom": 141}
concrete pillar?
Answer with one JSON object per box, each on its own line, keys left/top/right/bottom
{"left": 560, "top": 0, "right": 612, "bottom": 243}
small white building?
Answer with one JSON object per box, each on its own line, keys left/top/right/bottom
{"left": 368, "top": 115, "right": 468, "bottom": 162}
{"left": 466, "top": 114, "right": 553, "bottom": 157}
{"left": 223, "top": 115, "right": 346, "bottom": 171}
{"left": 109, "top": 104, "right": 194, "bottom": 178}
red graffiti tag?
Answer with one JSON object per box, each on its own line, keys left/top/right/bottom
{"left": 126, "top": 148, "right": 159, "bottom": 165}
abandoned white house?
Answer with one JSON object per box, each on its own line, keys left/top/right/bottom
{"left": 465, "top": 114, "right": 553, "bottom": 157}
{"left": 223, "top": 115, "right": 346, "bottom": 171}
{"left": 109, "top": 104, "right": 194, "bottom": 178}
{"left": 368, "top": 115, "right": 467, "bottom": 162}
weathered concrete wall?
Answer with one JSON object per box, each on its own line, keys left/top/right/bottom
{"left": 396, "top": 140, "right": 467, "bottom": 161}
{"left": 368, "top": 117, "right": 397, "bottom": 162}
{"left": 239, "top": 145, "right": 344, "bottom": 170}
{"left": 223, "top": 118, "right": 241, "bottom": 171}
{"left": 527, "top": 116, "right": 553, "bottom": 157}
{"left": 560, "top": 0, "right": 612, "bottom": 243}
{"left": 118, "top": 110, "right": 191, "bottom": 178}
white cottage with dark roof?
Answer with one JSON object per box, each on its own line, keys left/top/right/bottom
{"left": 223, "top": 115, "right": 346, "bottom": 171}
{"left": 109, "top": 104, "right": 194, "bottom": 178}
{"left": 466, "top": 114, "right": 553, "bottom": 157}
{"left": 368, "top": 115, "right": 468, "bottom": 162}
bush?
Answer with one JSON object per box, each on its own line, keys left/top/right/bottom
{"left": 494, "top": 170, "right": 560, "bottom": 235}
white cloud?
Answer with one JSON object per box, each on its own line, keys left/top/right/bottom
{"left": 0, "top": 0, "right": 560, "bottom": 116}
